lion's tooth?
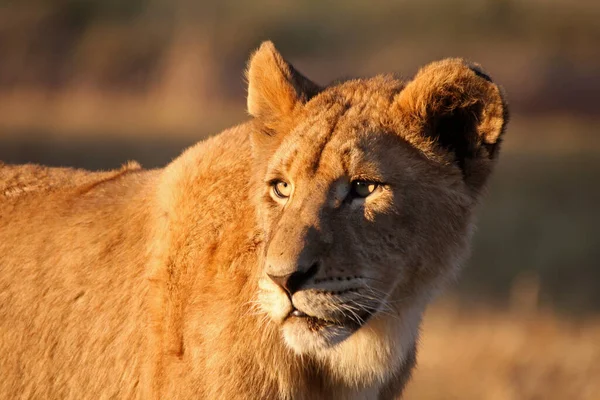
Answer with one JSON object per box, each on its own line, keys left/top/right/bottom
{"left": 291, "top": 310, "right": 308, "bottom": 317}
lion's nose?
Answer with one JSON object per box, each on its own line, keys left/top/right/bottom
{"left": 267, "top": 262, "right": 319, "bottom": 295}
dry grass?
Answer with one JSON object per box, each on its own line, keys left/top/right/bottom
{"left": 404, "top": 302, "right": 600, "bottom": 400}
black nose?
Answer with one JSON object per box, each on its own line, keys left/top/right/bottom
{"left": 267, "top": 262, "right": 319, "bottom": 295}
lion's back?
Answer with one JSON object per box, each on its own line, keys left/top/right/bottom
{"left": 0, "top": 161, "right": 142, "bottom": 198}
{"left": 0, "top": 161, "right": 156, "bottom": 399}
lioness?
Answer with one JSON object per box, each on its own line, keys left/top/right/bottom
{"left": 0, "top": 42, "right": 508, "bottom": 399}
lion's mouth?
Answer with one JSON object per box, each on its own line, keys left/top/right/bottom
{"left": 285, "top": 306, "right": 374, "bottom": 331}
{"left": 280, "top": 303, "right": 379, "bottom": 353}
{"left": 286, "top": 308, "right": 330, "bottom": 330}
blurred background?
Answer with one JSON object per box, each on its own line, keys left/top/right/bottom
{"left": 1, "top": 0, "right": 599, "bottom": 398}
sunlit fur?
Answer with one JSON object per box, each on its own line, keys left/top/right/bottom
{"left": 0, "top": 41, "right": 507, "bottom": 399}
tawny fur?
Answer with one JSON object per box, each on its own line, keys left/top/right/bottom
{"left": 0, "top": 42, "right": 508, "bottom": 399}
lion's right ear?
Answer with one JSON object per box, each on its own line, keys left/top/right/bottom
{"left": 246, "top": 41, "right": 320, "bottom": 126}
{"left": 394, "top": 58, "right": 509, "bottom": 192}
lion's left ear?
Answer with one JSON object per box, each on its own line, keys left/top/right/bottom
{"left": 395, "top": 58, "right": 509, "bottom": 191}
{"left": 246, "top": 41, "right": 320, "bottom": 123}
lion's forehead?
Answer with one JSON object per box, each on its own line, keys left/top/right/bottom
{"left": 272, "top": 113, "right": 390, "bottom": 180}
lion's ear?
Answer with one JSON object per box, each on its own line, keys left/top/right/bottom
{"left": 395, "top": 58, "right": 509, "bottom": 191}
{"left": 246, "top": 41, "right": 320, "bottom": 122}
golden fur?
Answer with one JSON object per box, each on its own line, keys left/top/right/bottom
{"left": 0, "top": 42, "right": 508, "bottom": 399}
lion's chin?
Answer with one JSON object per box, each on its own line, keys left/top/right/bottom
{"left": 281, "top": 315, "right": 356, "bottom": 354}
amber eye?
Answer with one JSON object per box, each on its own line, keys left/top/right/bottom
{"left": 272, "top": 180, "right": 292, "bottom": 199}
{"left": 350, "top": 181, "right": 378, "bottom": 198}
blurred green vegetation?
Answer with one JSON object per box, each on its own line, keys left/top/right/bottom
{"left": 0, "top": 0, "right": 599, "bottom": 312}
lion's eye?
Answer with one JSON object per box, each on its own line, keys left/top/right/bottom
{"left": 350, "top": 181, "right": 378, "bottom": 198}
{"left": 272, "top": 180, "right": 292, "bottom": 199}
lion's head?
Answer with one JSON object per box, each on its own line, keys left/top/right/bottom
{"left": 248, "top": 42, "right": 507, "bottom": 355}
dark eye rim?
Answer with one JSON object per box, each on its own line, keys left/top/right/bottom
{"left": 271, "top": 180, "right": 291, "bottom": 199}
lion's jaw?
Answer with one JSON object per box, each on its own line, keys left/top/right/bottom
{"left": 256, "top": 267, "right": 434, "bottom": 388}
{"left": 257, "top": 272, "right": 397, "bottom": 354}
